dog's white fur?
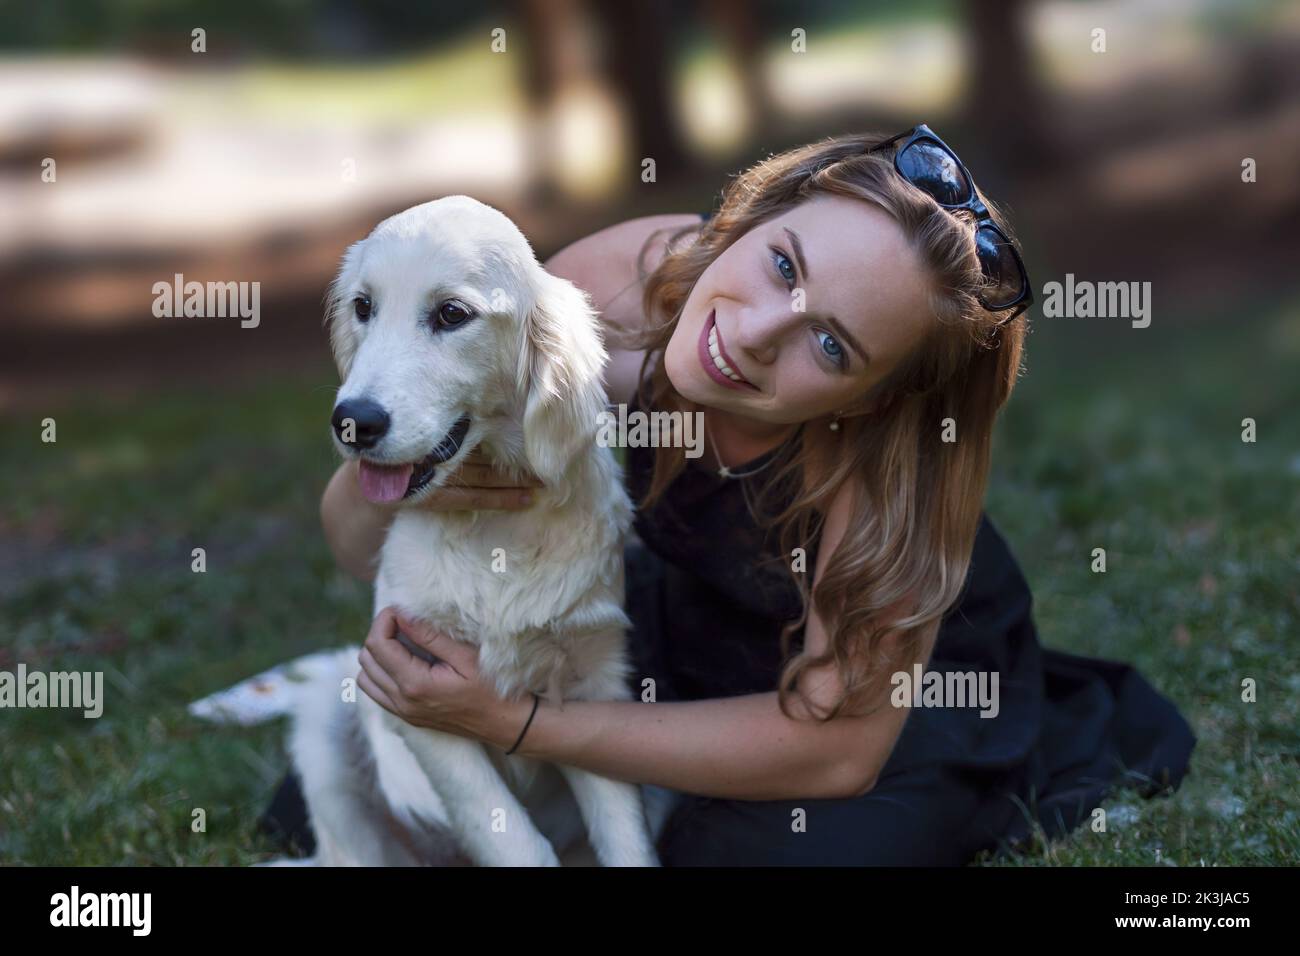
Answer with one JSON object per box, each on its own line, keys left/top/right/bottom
{"left": 291, "top": 195, "right": 659, "bottom": 866}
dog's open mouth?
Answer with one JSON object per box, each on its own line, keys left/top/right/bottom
{"left": 356, "top": 415, "right": 472, "bottom": 504}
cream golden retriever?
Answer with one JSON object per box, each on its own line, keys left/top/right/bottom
{"left": 272, "top": 195, "right": 658, "bottom": 866}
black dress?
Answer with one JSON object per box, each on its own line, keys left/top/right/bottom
{"left": 621, "top": 401, "right": 1197, "bottom": 865}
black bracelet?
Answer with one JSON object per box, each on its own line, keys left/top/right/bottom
{"left": 505, "top": 692, "right": 540, "bottom": 756}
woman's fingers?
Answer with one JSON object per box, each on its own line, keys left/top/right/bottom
{"left": 444, "top": 450, "right": 544, "bottom": 489}
{"left": 421, "top": 487, "right": 536, "bottom": 512}
{"left": 447, "top": 462, "right": 545, "bottom": 489}
{"left": 470, "top": 469, "right": 544, "bottom": 490}
{"left": 392, "top": 613, "right": 475, "bottom": 676}
{"left": 358, "top": 644, "right": 403, "bottom": 703}
{"left": 399, "top": 449, "right": 544, "bottom": 511}
{"left": 357, "top": 665, "right": 402, "bottom": 716}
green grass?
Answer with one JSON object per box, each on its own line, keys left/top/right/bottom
{"left": 972, "top": 294, "right": 1300, "bottom": 865}
{"left": 0, "top": 371, "right": 369, "bottom": 865}
{"left": 2, "top": 294, "right": 1297, "bottom": 865}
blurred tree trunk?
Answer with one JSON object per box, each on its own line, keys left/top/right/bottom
{"left": 517, "top": 0, "right": 584, "bottom": 203}
{"left": 960, "top": 0, "right": 1059, "bottom": 186}
{"left": 589, "top": 0, "right": 690, "bottom": 181}
{"left": 706, "top": 0, "right": 776, "bottom": 143}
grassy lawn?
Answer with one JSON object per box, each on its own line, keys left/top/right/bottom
{"left": 1, "top": 294, "right": 1297, "bottom": 866}
{"left": 974, "top": 293, "right": 1300, "bottom": 865}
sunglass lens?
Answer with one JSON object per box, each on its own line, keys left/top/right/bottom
{"left": 975, "top": 226, "right": 1025, "bottom": 309}
{"left": 896, "top": 140, "right": 971, "bottom": 206}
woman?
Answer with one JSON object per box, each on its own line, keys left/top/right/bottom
{"left": 263, "top": 129, "right": 1196, "bottom": 865}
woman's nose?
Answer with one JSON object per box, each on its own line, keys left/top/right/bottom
{"left": 732, "top": 305, "right": 788, "bottom": 365}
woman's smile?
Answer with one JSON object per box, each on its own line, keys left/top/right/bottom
{"left": 697, "top": 309, "right": 759, "bottom": 392}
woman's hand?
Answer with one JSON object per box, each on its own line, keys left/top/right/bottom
{"left": 356, "top": 607, "right": 529, "bottom": 746}
{"left": 424, "top": 449, "right": 543, "bottom": 512}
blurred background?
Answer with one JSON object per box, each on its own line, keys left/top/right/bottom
{"left": 1, "top": 0, "right": 1297, "bottom": 865}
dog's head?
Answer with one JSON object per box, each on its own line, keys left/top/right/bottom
{"left": 326, "top": 195, "right": 608, "bottom": 505}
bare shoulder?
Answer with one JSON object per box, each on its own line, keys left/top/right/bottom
{"left": 546, "top": 213, "right": 703, "bottom": 405}
{"left": 544, "top": 213, "right": 703, "bottom": 321}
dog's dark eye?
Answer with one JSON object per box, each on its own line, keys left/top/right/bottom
{"left": 436, "top": 301, "right": 473, "bottom": 328}
{"left": 354, "top": 295, "right": 372, "bottom": 322}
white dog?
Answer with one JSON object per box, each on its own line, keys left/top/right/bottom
{"left": 290, "top": 195, "right": 659, "bottom": 866}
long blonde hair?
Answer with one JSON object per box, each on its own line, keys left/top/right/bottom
{"left": 619, "top": 132, "right": 1029, "bottom": 721}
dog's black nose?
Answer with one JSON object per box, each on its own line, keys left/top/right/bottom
{"left": 332, "top": 398, "right": 390, "bottom": 449}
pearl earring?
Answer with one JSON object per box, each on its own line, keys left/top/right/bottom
{"left": 829, "top": 413, "right": 841, "bottom": 432}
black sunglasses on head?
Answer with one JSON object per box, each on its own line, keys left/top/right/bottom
{"left": 869, "top": 124, "right": 1033, "bottom": 325}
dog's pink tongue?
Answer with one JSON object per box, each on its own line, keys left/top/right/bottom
{"left": 358, "top": 461, "right": 414, "bottom": 503}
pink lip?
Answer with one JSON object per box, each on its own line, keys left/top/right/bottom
{"left": 697, "top": 309, "right": 757, "bottom": 391}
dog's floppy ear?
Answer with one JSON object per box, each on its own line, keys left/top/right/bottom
{"left": 325, "top": 239, "right": 365, "bottom": 377}
{"left": 516, "top": 268, "right": 608, "bottom": 485}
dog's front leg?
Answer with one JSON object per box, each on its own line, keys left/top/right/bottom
{"left": 387, "top": 715, "right": 560, "bottom": 867}
{"left": 558, "top": 766, "right": 660, "bottom": 867}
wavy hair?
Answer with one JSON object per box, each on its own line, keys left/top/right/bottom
{"left": 615, "top": 132, "right": 1029, "bottom": 721}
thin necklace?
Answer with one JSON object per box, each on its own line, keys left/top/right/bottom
{"left": 702, "top": 412, "right": 783, "bottom": 480}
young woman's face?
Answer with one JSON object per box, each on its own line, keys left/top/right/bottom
{"left": 664, "top": 194, "right": 935, "bottom": 425}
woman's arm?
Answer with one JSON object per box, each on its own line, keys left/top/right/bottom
{"left": 321, "top": 460, "right": 395, "bottom": 581}
{"left": 367, "top": 480, "right": 939, "bottom": 802}
{"left": 493, "top": 480, "right": 939, "bottom": 801}
{"left": 487, "top": 690, "right": 897, "bottom": 801}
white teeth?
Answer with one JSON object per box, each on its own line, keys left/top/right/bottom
{"left": 712, "top": 349, "right": 738, "bottom": 380}
{"left": 708, "top": 320, "right": 746, "bottom": 383}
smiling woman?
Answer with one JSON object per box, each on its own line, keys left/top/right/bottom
{"left": 577, "top": 130, "right": 1196, "bottom": 864}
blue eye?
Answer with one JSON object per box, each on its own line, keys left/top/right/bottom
{"left": 816, "top": 329, "right": 846, "bottom": 366}
{"left": 771, "top": 249, "right": 797, "bottom": 285}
